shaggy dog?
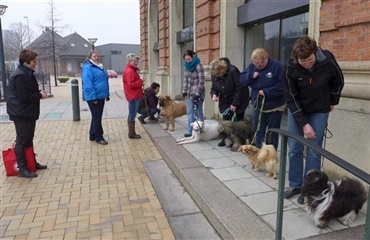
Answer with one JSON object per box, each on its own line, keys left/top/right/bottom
{"left": 238, "top": 144, "right": 278, "bottom": 179}
{"left": 301, "top": 169, "right": 368, "bottom": 228}
{"left": 158, "top": 95, "right": 186, "bottom": 131}
{"left": 176, "top": 121, "right": 219, "bottom": 145}
{"left": 218, "top": 119, "right": 254, "bottom": 152}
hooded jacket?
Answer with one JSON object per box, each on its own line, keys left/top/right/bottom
{"left": 82, "top": 60, "right": 109, "bottom": 101}
{"left": 283, "top": 48, "right": 344, "bottom": 127}
{"left": 210, "top": 57, "right": 249, "bottom": 114}
{"left": 7, "top": 64, "right": 42, "bottom": 121}
{"left": 123, "top": 63, "right": 143, "bottom": 101}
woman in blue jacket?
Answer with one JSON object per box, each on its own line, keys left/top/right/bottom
{"left": 240, "top": 48, "right": 285, "bottom": 150}
{"left": 82, "top": 51, "right": 110, "bottom": 145}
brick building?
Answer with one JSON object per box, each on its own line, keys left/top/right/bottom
{"left": 139, "top": 0, "right": 370, "bottom": 176}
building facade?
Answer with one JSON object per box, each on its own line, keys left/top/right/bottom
{"left": 139, "top": 0, "right": 370, "bottom": 176}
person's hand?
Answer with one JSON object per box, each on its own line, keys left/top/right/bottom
{"left": 212, "top": 94, "right": 219, "bottom": 102}
{"left": 106, "top": 97, "right": 110, "bottom": 101}
{"left": 303, "top": 123, "right": 316, "bottom": 139}
{"left": 253, "top": 72, "right": 260, "bottom": 78}
{"left": 40, "top": 90, "right": 48, "bottom": 99}
{"left": 258, "top": 90, "right": 265, "bottom": 96}
{"left": 230, "top": 105, "right": 236, "bottom": 112}
{"left": 93, "top": 100, "right": 98, "bottom": 104}
{"left": 192, "top": 96, "right": 200, "bottom": 105}
{"left": 330, "top": 105, "right": 334, "bottom": 112}
{"left": 182, "top": 93, "right": 187, "bottom": 98}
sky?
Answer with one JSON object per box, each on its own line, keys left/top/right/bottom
{"left": 0, "top": 0, "right": 140, "bottom": 46}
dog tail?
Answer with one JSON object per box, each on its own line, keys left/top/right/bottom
{"left": 258, "top": 144, "right": 278, "bottom": 163}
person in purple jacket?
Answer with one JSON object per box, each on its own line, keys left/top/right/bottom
{"left": 240, "top": 48, "right": 285, "bottom": 150}
{"left": 137, "top": 82, "right": 161, "bottom": 124}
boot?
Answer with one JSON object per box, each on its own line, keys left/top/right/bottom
{"left": 128, "top": 121, "right": 141, "bottom": 139}
{"left": 138, "top": 115, "right": 146, "bottom": 124}
{"left": 33, "top": 151, "right": 47, "bottom": 170}
{"left": 15, "top": 144, "right": 37, "bottom": 178}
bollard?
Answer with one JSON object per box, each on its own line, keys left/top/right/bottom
{"left": 71, "top": 79, "right": 80, "bottom": 121}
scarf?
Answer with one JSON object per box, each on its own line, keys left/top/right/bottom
{"left": 89, "top": 59, "right": 104, "bottom": 69}
{"left": 184, "top": 55, "right": 200, "bottom": 72}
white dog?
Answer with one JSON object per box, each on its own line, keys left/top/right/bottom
{"left": 176, "top": 121, "right": 219, "bottom": 144}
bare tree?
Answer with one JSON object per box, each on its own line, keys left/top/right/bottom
{"left": 34, "top": 0, "right": 69, "bottom": 86}
{"left": 3, "top": 22, "right": 34, "bottom": 63}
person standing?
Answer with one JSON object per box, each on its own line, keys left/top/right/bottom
{"left": 7, "top": 49, "right": 48, "bottom": 178}
{"left": 283, "top": 35, "right": 344, "bottom": 204}
{"left": 137, "top": 82, "right": 161, "bottom": 124}
{"left": 210, "top": 57, "right": 249, "bottom": 146}
{"left": 123, "top": 53, "right": 144, "bottom": 139}
{"left": 240, "top": 48, "right": 285, "bottom": 150}
{"left": 82, "top": 51, "right": 110, "bottom": 145}
{"left": 182, "top": 50, "right": 205, "bottom": 137}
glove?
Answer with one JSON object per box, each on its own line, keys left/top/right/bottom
{"left": 192, "top": 95, "right": 200, "bottom": 105}
{"left": 182, "top": 93, "right": 187, "bottom": 98}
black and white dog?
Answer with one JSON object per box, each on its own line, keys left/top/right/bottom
{"left": 301, "top": 169, "right": 368, "bottom": 228}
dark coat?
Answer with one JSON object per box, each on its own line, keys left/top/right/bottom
{"left": 210, "top": 57, "right": 249, "bottom": 114}
{"left": 7, "top": 65, "right": 42, "bottom": 121}
{"left": 138, "top": 87, "right": 160, "bottom": 113}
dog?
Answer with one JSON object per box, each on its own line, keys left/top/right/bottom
{"left": 238, "top": 144, "right": 278, "bottom": 179}
{"left": 301, "top": 169, "right": 368, "bottom": 228}
{"left": 176, "top": 120, "right": 219, "bottom": 144}
{"left": 158, "top": 95, "right": 186, "bottom": 131}
{"left": 218, "top": 119, "right": 254, "bottom": 151}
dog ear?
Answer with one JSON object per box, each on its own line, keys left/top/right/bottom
{"left": 166, "top": 96, "right": 171, "bottom": 101}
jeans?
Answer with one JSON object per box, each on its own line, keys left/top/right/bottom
{"left": 87, "top": 99, "right": 105, "bottom": 139}
{"left": 139, "top": 107, "right": 157, "bottom": 118}
{"left": 287, "top": 110, "right": 329, "bottom": 188}
{"left": 185, "top": 93, "right": 205, "bottom": 135}
{"left": 253, "top": 109, "right": 283, "bottom": 149}
{"left": 128, "top": 99, "right": 140, "bottom": 122}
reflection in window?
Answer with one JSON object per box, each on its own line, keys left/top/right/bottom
{"left": 183, "top": 0, "right": 194, "bottom": 28}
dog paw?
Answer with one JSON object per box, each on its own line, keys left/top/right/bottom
{"left": 170, "top": 129, "right": 175, "bottom": 132}
{"left": 315, "top": 221, "right": 328, "bottom": 229}
{"left": 164, "top": 127, "right": 169, "bottom": 130}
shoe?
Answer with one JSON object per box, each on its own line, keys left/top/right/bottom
{"left": 96, "top": 139, "right": 108, "bottom": 145}
{"left": 284, "top": 187, "right": 301, "bottom": 199}
{"left": 184, "top": 133, "right": 192, "bottom": 137}
{"left": 18, "top": 168, "right": 38, "bottom": 178}
{"left": 218, "top": 140, "right": 226, "bottom": 147}
{"left": 297, "top": 195, "right": 305, "bottom": 205}
{"left": 35, "top": 162, "right": 47, "bottom": 170}
{"left": 138, "top": 116, "right": 146, "bottom": 124}
{"left": 149, "top": 116, "right": 158, "bottom": 121}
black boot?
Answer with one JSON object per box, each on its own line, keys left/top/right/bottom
{"left": 36, "top": 162, "right": 47, "bottom": 170}
{"left": 15, "top": 144, "right": 37, "bottom": 178}
{"left": 138, "top": 115, "right": 146, "bottom": 124}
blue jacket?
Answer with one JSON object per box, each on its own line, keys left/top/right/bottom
{"left": 82, "top": 60, "right": 109, "bottom": 101}
{"left": 240, "top": 57, "right": 285, "bottom": 111}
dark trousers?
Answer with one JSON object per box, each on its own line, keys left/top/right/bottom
{"left": 253, "top": 109, "right": 283, "bottom": 149}
{"left": 87, "top": 99, "right": 105, "bottom": 139}
{"left": 14, "top": 120, "right": 36, "bottom": 167}
{"left": 138, "top": 107, "right": 157, "bottom": 118}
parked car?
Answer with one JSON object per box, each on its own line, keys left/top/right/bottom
{"left": 107, "top": 70, "right": 118, "bottom": 78}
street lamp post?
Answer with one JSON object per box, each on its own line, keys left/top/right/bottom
{"left": 24, "top": 16, "right": 30, "bottom": 46}
{"left": 87, "top": 38, "right": 98, "bottom": 51}
{"left": 0, "top": 4, "right": 8, "bottom": 100}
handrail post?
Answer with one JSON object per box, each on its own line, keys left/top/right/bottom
{"left": 275, "top": 135, "right": 287, "bottom": 240}
{"left": 365, "top": 190, "right": 370, "bottom": 240}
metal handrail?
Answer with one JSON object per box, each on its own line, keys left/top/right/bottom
{"left": 266, "top": 128, "right": 370, "bottom": 240}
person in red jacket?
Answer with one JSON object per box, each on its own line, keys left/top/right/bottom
{"left": 123, "top": 53, "right": 144, "bottom": 139}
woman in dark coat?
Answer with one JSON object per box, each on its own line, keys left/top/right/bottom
{"left": 7, "top": 49, "right": 48, "bottom": 178}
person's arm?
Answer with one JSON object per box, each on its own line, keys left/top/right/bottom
{"left": 14, "top": 75, "right": 41, "bottom": 103}
{"left": 263, "top": 63, "right": 284, "bottom": 99}
{"left": 240, "top": 64, "right": 257, "bottom": 86}
{"left": 126, "top": 71, "right": 143, "bottom": 89}
{"left": 182, "top": 69, "right": 189, "bottom": 97}
{"left": 82, "top": 65, "right": 97, "bottom": 100}
{"left": 196, "top": 64, "right": 205, "bottom": 96}
{"left": 231, "top": 66, "right": 241, "bottom": 107}
{"left": 325, "top": 51, "right": 344, "bottom": 106}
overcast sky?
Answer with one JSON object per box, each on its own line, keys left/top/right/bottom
{"left": 0, "top": 0, "right": 140, "bottom": 46}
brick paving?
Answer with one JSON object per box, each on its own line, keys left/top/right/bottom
{"left": 0, "top": 78, "right": 175, "bottom": 240}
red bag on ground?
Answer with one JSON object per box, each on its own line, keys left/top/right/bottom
{"left": 2, "top": 146, "right": 36, "bottom": 176}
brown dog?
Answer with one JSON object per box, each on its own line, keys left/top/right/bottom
{"left": 238, "top": 144, "right": 278, "bottom": 179}
{"left": 158, "top": 95, "right": 186, "bottom": 131}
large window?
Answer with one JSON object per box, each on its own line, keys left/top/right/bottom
{"left": 244, "top": 12, "right": 309, "bottom": 67}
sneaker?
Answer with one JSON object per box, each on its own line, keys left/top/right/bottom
{"left": 138, "top": 116, "right": 146, "bottom": 124}
{"left": 297, "top": 195, "right": 305, "bottom": 205}
{"left": 96, "top": 138, "right": 108, "bottom": 145}
{"left": 284, "top": 187, "right": 301, "bottom": 199}
{"left": 184, "top": 133, "right": 192, "bottom": 137}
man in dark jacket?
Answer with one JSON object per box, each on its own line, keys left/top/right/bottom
{"left": 210, "top": 57, "right": 250, "bottom": 146}
{"left": 7, "top": 49, "right": 48, "bottom": 178}
{"left": 137, "top": 82, "right": 161, "bottom": 124}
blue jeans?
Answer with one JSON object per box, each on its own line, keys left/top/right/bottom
{"left": 287, "top": 110, "right": 329, "bottom": 188}
{"left": 128, "top": 99, "right": 140, "bottom": 122}
{"left": 185, "top": 93, "right": 205, "bottom": 135}
{"left": 253, "top": 109, "right": 283, "bottom": 149}
{"left": 87, "top": 99, "right": 105, "bottom": 139}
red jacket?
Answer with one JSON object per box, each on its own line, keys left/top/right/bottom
{"left": 123, "top": 63, "right": 143, "bottom": 101}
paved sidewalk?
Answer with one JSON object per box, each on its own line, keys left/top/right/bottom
{"left": 0, "top": 78, "right": 368, "bottom": 239}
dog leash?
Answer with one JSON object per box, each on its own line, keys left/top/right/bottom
{"left": 222, "top": 107, "right": 237, "bottom": 121}
{"left": 320, "top": 124, "right": 332, "bottom": 170}
{"left": 193, "top": 99, "right": 205, "bottom": 133}
{"left": 250, "top": 94, "right": 265, "bottom": 145}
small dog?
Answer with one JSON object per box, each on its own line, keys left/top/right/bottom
{"left": 158, "top": 95, "right": 186, "bottom": 131}
{"left": 218, "top": 119, "right": 254, "bottom": 152}
{"left": 176, "top": 121, "right": 219, "bottom": 144}
{"left": 238, "top": 144, "right": 278, "bottom": 179}
{"left": 301, "top": 169, "right": 368, "bottom": 228}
